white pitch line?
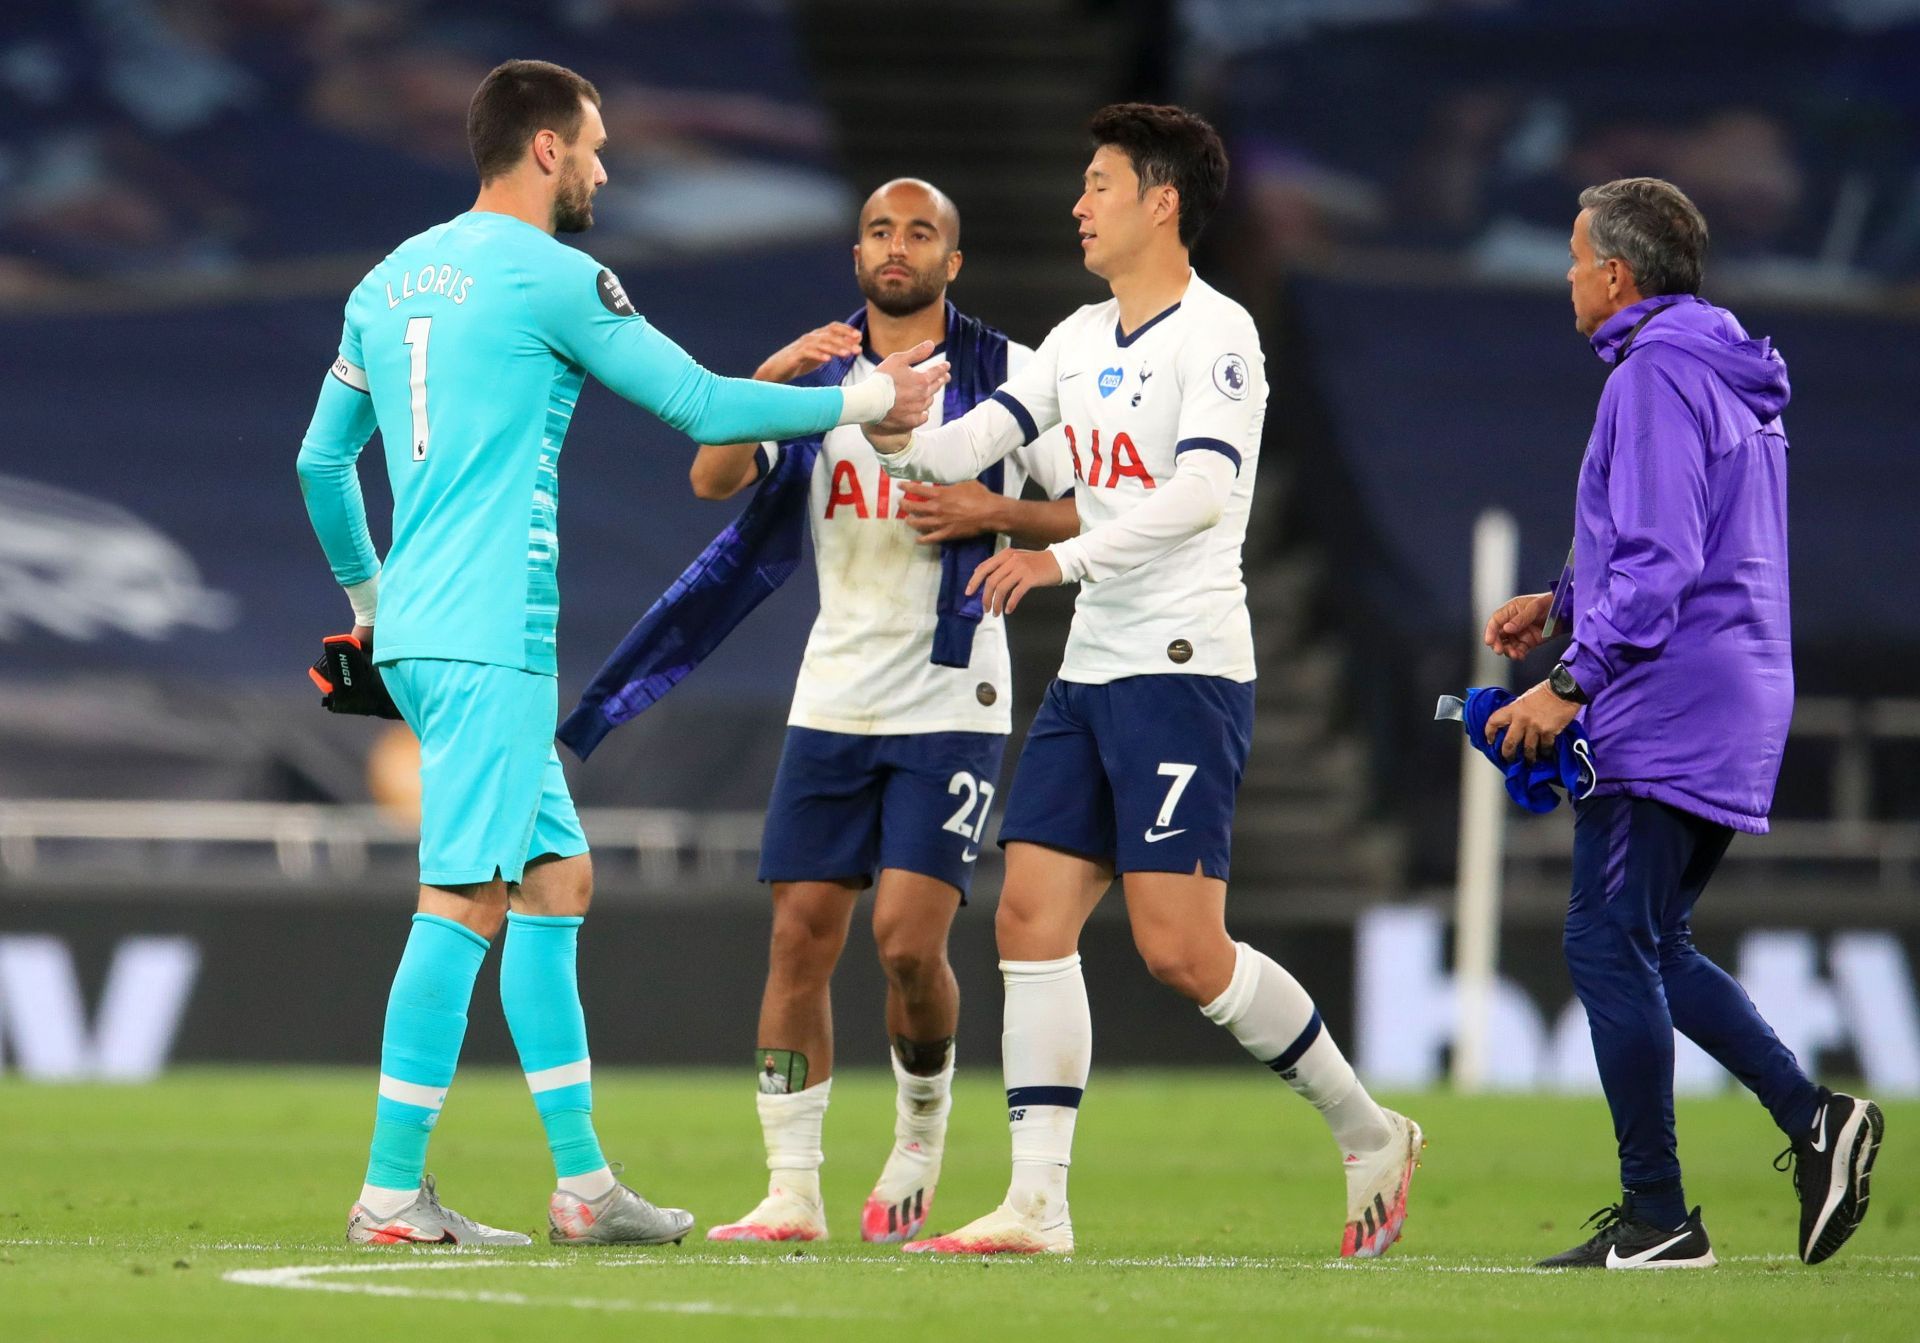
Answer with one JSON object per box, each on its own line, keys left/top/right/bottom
{"left": 595, "top": 1252, "right": 905, "bottom": 1268}
{"left": 222, "top": 1260, "right": 867, "bottom": 1317}
{"left": 1102, "top": 1255, "right": 1282, "bottom": 1270}
{"left": 1321, "top": 1261, "right": 1557, "bottom": 1275}
{"left": 11, "top": 1233, "right": 1910, "bottom": 1282}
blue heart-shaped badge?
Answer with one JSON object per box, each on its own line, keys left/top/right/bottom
{"left": 1097, "top": 366, "right": 1124, "bottom": 398}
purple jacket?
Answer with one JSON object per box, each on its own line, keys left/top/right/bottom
{"left": 1559, "top": 294, "right": 1793, "bottom": 834}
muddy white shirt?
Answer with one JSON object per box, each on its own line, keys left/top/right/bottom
{"left": 764, "top": 343, "right": 1075, "bottom": 735}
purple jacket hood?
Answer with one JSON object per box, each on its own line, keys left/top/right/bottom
{"left": 1592, "top": 294, "right": 1791, "bottom": 425}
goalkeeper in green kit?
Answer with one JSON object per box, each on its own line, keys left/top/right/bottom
{"left": 296, "top": 59, "right": 946, "bottom": 1246}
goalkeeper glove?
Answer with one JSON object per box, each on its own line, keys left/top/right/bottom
{"left": 308, "top": 633, "right": 402, "bottom": 719}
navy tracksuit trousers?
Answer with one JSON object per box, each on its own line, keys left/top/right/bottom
{"left": 1566, "top": 793, "right": 1821, "bottom": 1208}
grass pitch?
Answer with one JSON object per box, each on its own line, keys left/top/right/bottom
{"left": 1, "top": 1068, "right": 1910, "bottom": 1342}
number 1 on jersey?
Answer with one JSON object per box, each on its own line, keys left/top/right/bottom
{"left": 403, "top": 316, "right": 432, "bottom": 461}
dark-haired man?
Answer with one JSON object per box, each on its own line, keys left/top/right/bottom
{"left": 863, "top": 104, "right": 1422, "bottom": 1257}
{"left": 679, "top": 178, "right": 1077, "bottom": 1244}
{"left": 295, "top": 59, "right": 945, "bottom": 1247}
{"left": 1484, "top": 177, "right": 1883, "bottom": 1270}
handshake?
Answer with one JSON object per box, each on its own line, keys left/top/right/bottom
{"left": 751, "top": 321, "right": 944, "bottom": 446}
{"left": 866, "top": 338, "right": 949, "bottom": 443}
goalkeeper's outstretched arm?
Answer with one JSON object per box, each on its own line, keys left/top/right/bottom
{"left": 528, "top": 260, "right": 942, "bottom": 446}
{"left": 689, "top": 321, "right": 866, "bottom": 501}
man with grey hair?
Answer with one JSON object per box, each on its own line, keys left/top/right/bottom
{"left": 1481, "top": 177, "right": 1883, "bottom": 1269}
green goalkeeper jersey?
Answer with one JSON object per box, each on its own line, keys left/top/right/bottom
{"left": 297, "top": 210, "right": 849, "bottom": 675}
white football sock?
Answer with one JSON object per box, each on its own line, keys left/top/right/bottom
{"left": 356, "top": 1182, "right": 418, "bottom": 1219}
{"left": 892, "top": 1044, "right": 954, "bottom": 1150}
{"left": 1001, "top": 955, "right": 1090, "bottom": 1225}
{"left": 758, "top": 1077, "right": 832, "bottom": 1203}
{"left": 557, "top": 1166, "right": 617, "bottom": 1201}
{"left": 1201, "top": 941, "right": 1394, "bottom": 1155}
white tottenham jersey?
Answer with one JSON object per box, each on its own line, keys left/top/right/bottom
{"left": 881, "top": 272, "right": 1267, "bottom": 685}
{"left": 762, "top": 343, "right": 1075, "bottom": 736}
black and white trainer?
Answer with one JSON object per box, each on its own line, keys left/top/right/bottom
{"left": 1536, "top": 1201, "right": 1716, "bottom": 1270}
{"left": 1779, "top": 1089, "right": 1885, "bottom": 1265}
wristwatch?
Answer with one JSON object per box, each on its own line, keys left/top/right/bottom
{"left": 1549, "top": 662, "right": 1590, "bottom": 705}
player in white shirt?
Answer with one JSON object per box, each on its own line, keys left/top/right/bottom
{"left": 864, "top": 106, "right": 1423, "bottom": 1257}
{"left": 686, "top": 179, "right": 1078, "bottom": 1244}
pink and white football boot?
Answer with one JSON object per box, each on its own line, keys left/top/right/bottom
{"left": 1340, "top": 1109, "right": 1424, "bottom": 1258}
{"left": 705, "top": 1185, "right": 827, "bottom": 1243}
{"left": 903, "top": 1201, "right": 1073, "bottom": 1256}
{"left": 860, "top": 1134, "right": 942, "bottom": 1243}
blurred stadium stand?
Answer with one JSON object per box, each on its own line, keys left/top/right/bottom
{"left": 0, "top": 0, "right": 863, "bottom": 902}
{"left": 4, "top": 1, "right": 1920, "bottom": 1078}
{"left": 0, "top": 0, "right": 848, "bottom": 299}
{"left": 1169, "top": 0, "right": 1920, "bottom": 918}
{"left": 1185, "top": 0, "right": 1920, "bottom": 300}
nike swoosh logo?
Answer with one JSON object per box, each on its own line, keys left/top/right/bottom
{"left": 1810, "top": 1105, "right": 1830, "bottom": 1153}
{"left": 1058, "top": 371, "right": 1083, "bottom": 382}
{"left": 1605, "top": 1231, "right": 1692, "bottom": 1268}
{"left": 1143, "top": 827, "right": 1188, "bottom": 843}
{"left": 961, "top": 847, "right": 979, "bottom": 863}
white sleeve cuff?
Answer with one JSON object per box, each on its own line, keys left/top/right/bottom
{"left": 344, "top": 572, "right": 380, "bottom": 626}
{"left": 875, "top": 432, "right": 923, "bottom": 475}
{"left": 1048, "top": 538, "right": 1089, "bottom": 583}
{"left": 837, "top": 374, "right": 896, "bottom": 426}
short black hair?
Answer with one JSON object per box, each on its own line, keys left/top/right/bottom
{"left": 1088, "top": 103, "right": 1229, "bottom": 249}
{"left": 467, "top": 60, "right": 602, "bottom": 184}
{"left": 1579, "top": 178, "right": 1710, "bottom": 297}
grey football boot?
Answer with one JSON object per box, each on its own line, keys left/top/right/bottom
{"left": 347, "top": 1175, "right": 533, "bottom": 1246}
{"left": 549, "top": 1170, "right": 695, "bottom": 1245}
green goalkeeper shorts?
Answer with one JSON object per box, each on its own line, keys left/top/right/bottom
{"left": 381, "top": 658, "right": 589, "bottom": 886}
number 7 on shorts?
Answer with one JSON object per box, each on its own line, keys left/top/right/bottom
{"left": 1145, "top": 762, "right": 1196, "bottom": 842}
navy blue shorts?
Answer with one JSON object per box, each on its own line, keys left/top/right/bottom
{"left": 758, "top": 726, "right": 1008, "bottom": 898}
{"left": 998, "top": 675, "right": 1255, "bottom": 879}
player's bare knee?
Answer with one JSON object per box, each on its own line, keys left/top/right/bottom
{"left": 768, "top": 907, "right": 848, "bottom": 983}
{"left": 875, "top": 935, "right": 946, "bottom": 994}
{"left": 467, "top": 905, "right": 509, "bottom": 941}
{"left": 993, "top": 894, "right": 1037, "bottom": 954}
{"left": 1142, "top": 954, "right": 1211, "bottom": 1002}
{"left": 871, "top": 887, "right": 954, "bottom": 990}
{"left": 995, "top": 890, "right": 1072, "bottom": 960}
{"left": 993, "top": 884, "right": 1043, "bottom": 937}
{"left": 1134, "top": 936, "right": 1215, "bottom": 1002}
{"left": 767, "top": 911, "right": 834, "bottom": 963}
{"left": 514, "top": 853, "right": 593, "bottom": 919}
{"left": 420, "top": 879, "right": 508, "bottom": 938}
